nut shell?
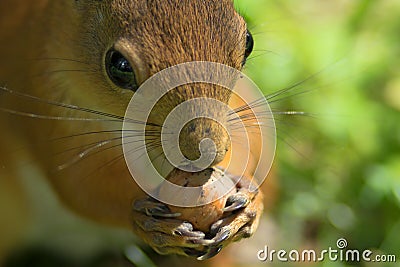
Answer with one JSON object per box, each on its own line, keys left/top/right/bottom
{"left": 158, "top": 168, "right": 236, "bottom": 232}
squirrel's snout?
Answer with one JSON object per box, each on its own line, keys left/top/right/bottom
{"left": 179, "top": 118, "right": 230, "bottom": 168}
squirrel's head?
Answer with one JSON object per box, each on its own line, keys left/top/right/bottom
{"left": 50, "top": 0, "right": 254, "bottom": 171}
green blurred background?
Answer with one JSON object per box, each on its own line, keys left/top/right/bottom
{"left": 232, "top": 0, "right": 400, "bottom": 266}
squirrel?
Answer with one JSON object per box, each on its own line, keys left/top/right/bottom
{"left": 0, "top": 0, "right": 267, "bottom": 261}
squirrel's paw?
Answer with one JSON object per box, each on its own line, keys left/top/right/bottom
{"left": 132, "top": 176, "right": 263, "bottom": 260}
{"left": 132, "top": 197, "right": 209, "bottom": 258}
{"left": 194, "top": 177, "right": 263, "bottom": 260}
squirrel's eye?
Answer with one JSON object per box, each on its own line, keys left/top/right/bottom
{"left": 105, "top": 50, "right": 138, "bottom": 91}
{"left": 244, "top": 30, "right": 254, "bottom": 61}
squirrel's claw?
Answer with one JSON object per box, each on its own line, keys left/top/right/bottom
{"left": 133, "top": 197, "right": 181, "bottom": 218}
{"left": 197, "top": 246, "right": 223, "bottom": 260}
{"left": 173, "top": 222, "right": 205, "bottom": 239}
{"left": 223, "top": 192, "right": 251, "bottom": 212}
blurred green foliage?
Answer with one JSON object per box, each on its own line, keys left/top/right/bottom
{"left": 234, "top": 0, "right": 400, "bottom": 266}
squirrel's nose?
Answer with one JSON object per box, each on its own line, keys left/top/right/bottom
{"left": 179, "top": 118, "right": 229, "bottom": 168}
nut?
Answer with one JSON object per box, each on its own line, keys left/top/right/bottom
{"left": 158, "top": 168, "right": 236, "bottom": 232}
